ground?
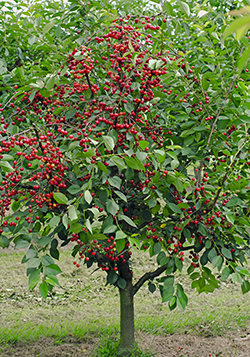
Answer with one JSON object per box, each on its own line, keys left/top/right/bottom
{"left": 1, "top": 332, "right": 250, "bottom": 357}
{"left": 1, "top": 246, "right": 250, "bottom": 357}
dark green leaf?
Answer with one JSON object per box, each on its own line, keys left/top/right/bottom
{"left": 148, "top": 282, "right": 156, "bottom": 293}
{"left": 39, "top": 281, "right": 48, "bottom": 299}
{"left": 117, "top": 277, "right": 126, "bottom": 289}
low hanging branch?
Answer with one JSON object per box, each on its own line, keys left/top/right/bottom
{"left": 132, "top": 264, "right": 167, "bottom": 296}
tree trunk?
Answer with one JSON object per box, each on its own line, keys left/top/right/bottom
{"left": 118, "top": 279, "right": 135, "bottom": 356}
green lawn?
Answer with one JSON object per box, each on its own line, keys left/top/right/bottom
{"left": 0, "top": 247, "right": 250, "bottom": 356}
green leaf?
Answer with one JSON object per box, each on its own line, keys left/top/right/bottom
{"left": 241, "top": 280, "right": 250, "bottom": 294}
{"left": 169, "top": 296, "right": 177, "bottom": 310}
{"left": 221, "top": 247, "right": 232, "bottom": 260}
{"left": 1, "top": 154, "right": 13, "bottom": 161}
{"left": 157, "top": 251, "right": 165, "bottom": 265}
{"left": 226, "top": 214, "right": 235, "bottom": 224}
{"left": 103, "top": 136, "right": 114, "bottom": 151}
{"left": 164, "top": 1, "right": 173, "bottom": 15}
{"left": 176, "top": 284, "right": 188, "bottom": 311}
{"left": 162, "top": 286, "right": 174, "bottom": 302}
{"left": 118, "top": 214, "right": 137, "bottom": 227}
{"left": 84, "top": 190, "right": 92, "bottom": 204}
{"left": 69, "top": 223, "right": 82, "bottom": 233}
{"left": 114, "top": 190, "right": 127, "bottom": 202}
{"left": 15, "top": 239, "right": 30, "bottom": 249}
{"left": 91, "top": 233, "right": 107, "bottom": 241}
{"left": 65, "top": 108, "right": 76, "bottom": 120}
{"left": 125, "top": 156, "right": 140, "bottom": 170}
{"left": 27, "top": 258, "right": 41, "bottom": 269}
{"left": 211, "top": 255, "right": 223, "bottom": 268}
{"left": 168, "top": 202, "right": 182, "bottom": 214}
{"left": 148, "top": 282, "right": 156, "bottom": 293}
{"left": 208, "top": 249, "right": 217, "bottom": 262}
{"left": 53, "top": 192, "right": 68, "bottom": 205}
{"left": 223, "top": 15, "right": 250, "bottom": 40}
{"left": 42, "top": 255, "right": 54, "bottom": 266}
{"left": 205, "top": 240, "right": 212, "bottom": 249}
{"left": 125, "top": 156, "right": 145, "bottom": 171}
{"left": 49, "top": 216, "right": 60, "bottom": 228}
{"left": 107, "top": 270, "right": 119, "bottom": 284}
{"left": 116, "top": 231, "right": 127, "bottom": 239}
{"left": 148, "top": 198, "right": 157, "bottom": 208}
{"left": 139, "top": 141, "right": 149, "bottom": 150}
{"left": 0, "top": 161, "right": 14, "bottom": 172}
{"left": 0, "top": 236, "right": 10, "bottom": 248}
{"left": 154, "top": 242, "right": 162, "bottom": 255}
{"left": 106, "top": 200, "right": 119, "bottom": 216}
{"left": 112, "top": 156, "right": 126, "bottom": 169}
{"left": 108, "top": 176, "right": 121, "bottom": 190}
{"left": 141, "top": 210, "right": 152, "bottom": 222}
{"left": 237, "top": 44, "right": 250, "bottom": 73}
{"left": 136, "top": 151, "right": 147, "bottom": 162}
{"left": 175, "top": 179, "right": 183, "bottom": 192}
{"left": 124, "top": 102, "right": 133, "bottom": 113}
{"left": 103, "top": 225, "right": 117, "bottom": 234}
{"left": 198, "top": 224, "right": 209, "bottom": 236}
{"left": 55, "top": 25, "right": 61, "bottom": 38}
{"left": 116, "top": 238, "right": 125, "bottom": 253}
{"left": 226, "top": 197, "right": 242, "bottom": 207}
{"left": 97, "top": 162, "right": 108, "bottom": 174}
{"left": 36, "top": 236, "right": 53, "bottom": 246}
{"left": 179, "top": 1, "right": 190, "bottom": 17}
{"left": 67, "top": 185, "right": 81, "bottom": 195}
{"left": 39, "top": 281, "right": 48, "bottom": 298}
{"left": 45, "top": 264, "right": 62, "bottom": 276}
{"left": 46, "top": 76, "right": 56, "bottom": 90}
{"left": 46, "top": 275, "right": 60, "bottom": 287}
{"left": 190, "top": 272, "right": 200, "bottom": 280}
{"left": 85, "top": 218, "right": 92, "bottom": 234}
{"left": 175, "top": 257, "right": 183, "bottom": 272}
{"left": 231, "top": 272, "right": 241, "bottom": 283}
{"left": 221, "top": 267, "right": 230, "bottom": 282}
{"left": 43, "top": 20, "right": 56, "bottom": 36}
{"left": 164, "top": 277, "right": 175, "bottom": 288}
{"left": 39, "top": 88, "right": 50, "bottom": 98}
{"left": 68, "top": 206, "right": 78, "bottom": 221}
{"left": 29, "top": 269, "right": 41, "bottom": 290}
{"left": 62, "top": 214, "right": 68, "bottom": 229}
{"left": 117, "top": 277, "right": 126, "bottom": 289}
{"left": 171, "top": 159, "right": 179, "bottom": 170}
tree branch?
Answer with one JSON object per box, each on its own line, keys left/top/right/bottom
{"left": 196, "top": 73, "right": 237, "bottom": 188}
{"left": 32, "top": 124, "right": 44, "bottom": 153}
{"left": 132, "top": 264, "right": 167, "bottom": 296}
{"left": 85, "top": 73, "right": 94, "bottom": 99}
{"left": 132, "top": 243, "right": 195, "bottom": 296}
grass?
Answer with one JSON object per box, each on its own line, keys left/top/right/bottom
{"left": 93, "top": 337, "right": 155, "bottom": 357}
{"left": 0, "top": 246, "right": 250, "bottom": 354}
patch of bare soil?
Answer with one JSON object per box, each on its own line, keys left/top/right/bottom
{"left": 0, "top": 336, "right": 99, "bottom": 357}
{"left": 1, "top": 331, "right": 250, "bottom": 357}
{"left": 138, "top": 331, "right": 250, "bottom": 357}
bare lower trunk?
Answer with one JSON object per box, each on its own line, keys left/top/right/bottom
{"left": 118, "top": 279, "right": 135, "bottom": 356}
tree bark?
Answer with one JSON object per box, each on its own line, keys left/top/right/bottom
{"left": 118, "top": 278, "right": 135, "bottom": 356}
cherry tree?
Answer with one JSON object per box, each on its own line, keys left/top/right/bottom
{"left": 0, "top": 0, "right": 250, "bottom": 355}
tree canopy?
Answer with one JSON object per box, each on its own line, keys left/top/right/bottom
{"left": 1, "top": 0, "right": 250, "bottom": 354}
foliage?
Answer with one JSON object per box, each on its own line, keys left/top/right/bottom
{"left": 223, "top": 4, "right": 250, "bottom": 73}
{"left": 0, "top": 0, "right": 250, "bottom": 320}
